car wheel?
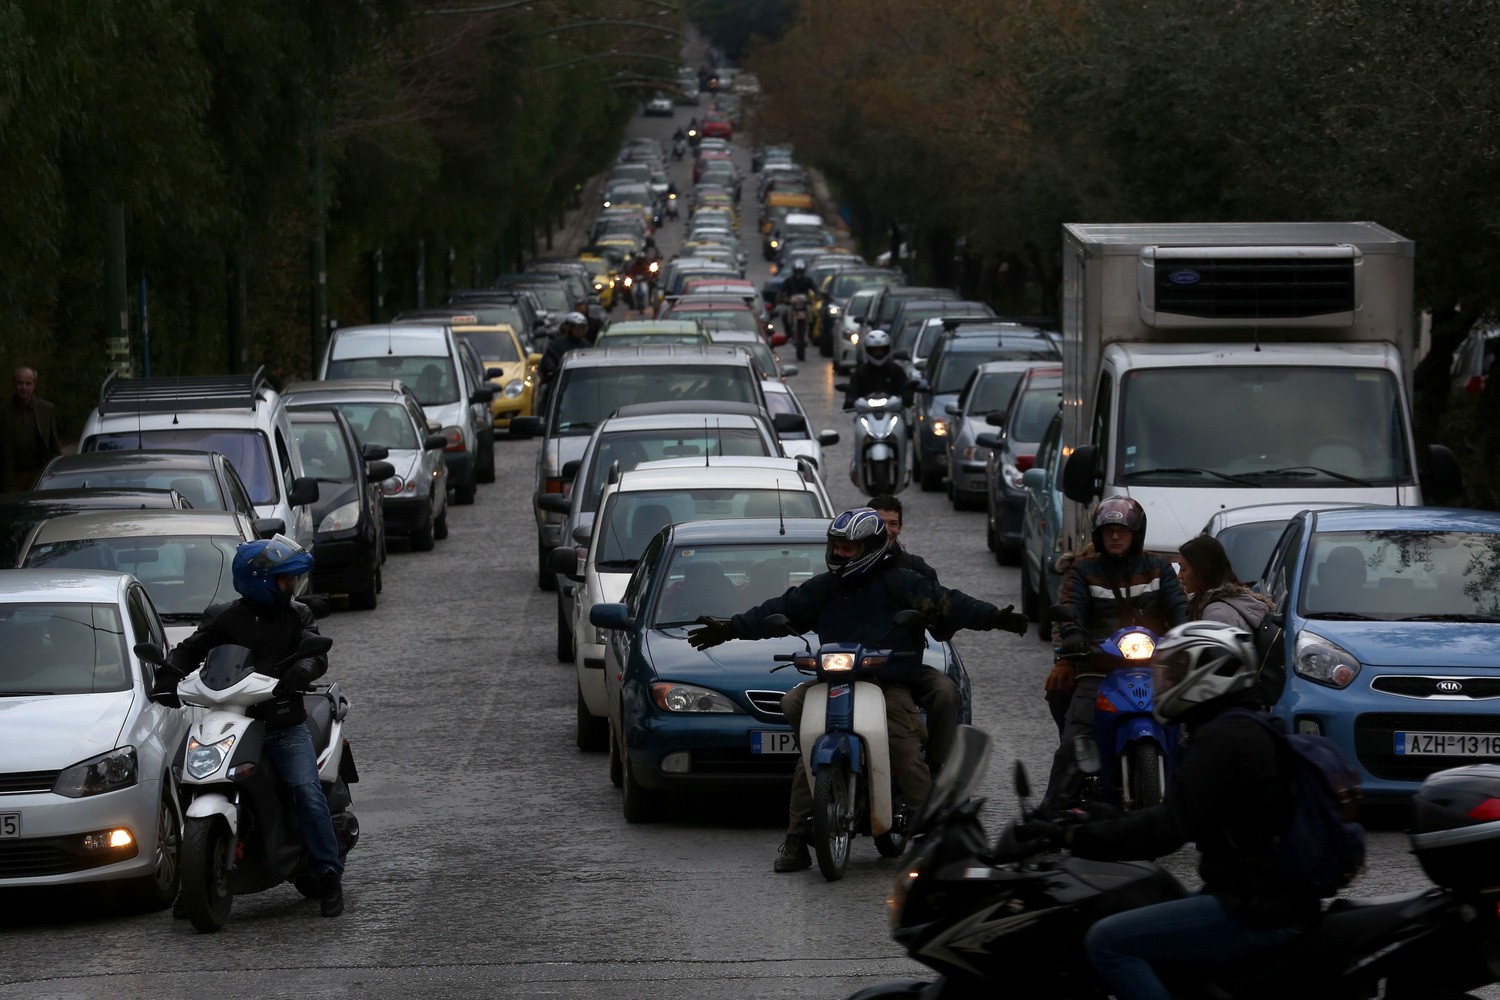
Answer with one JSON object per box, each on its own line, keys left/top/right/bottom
{"left": 349, "top": 572, "right": 378, "bottom": 611}
{"left": 411, "top": 507, "right": 436, "bottom": 552}
{"left": 608, "top": 716, "right": 624, "bottom": 788}
{"left": 454, "top": 476, "right": 477, "bottom": 506}
{"left": 985, "top": 494, "right": 999, "bottom": 553}
{"left": 477, "top": 432, "right": 496, "bottom": 484}
{"left": 576, "top": 685, "right": 607, "bottom": 752}
{"left": 126, "top": 787, "right": 182, "bottom": 910}
{"left": 556, "top": 594, "right": 574, "bottom": 662}
{"left": 621, "top": 755, "right": 662, "bottom": 823}
{"left": 918, "top": 461, "right": 943, "bottom": 492}
{"left": 997, "top": 539, "right": 1020, "bottom": 566}
{"left": 433, "top": 507, "right": 449, "bottom": 541}
{"left": 537, "top": 544, "right": 557, "bottom": 592}
{"left": 179, "top": 816, "right": 234, "bottom": 933}
{"left": 1020, "top": 562, "right": 1039, "bottom": 621}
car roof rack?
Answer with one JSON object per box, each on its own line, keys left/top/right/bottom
{"left": 97, "top": 366, "right": 271, "bottom": 415}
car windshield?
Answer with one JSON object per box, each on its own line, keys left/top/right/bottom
{"left": 0, "top": 602, "right": 131, "bottom": 695}
{"left": 582, "top": 428, "right": 770, "bottom": 512}
{"left": 553, "top": 365, "right": 757, "bottom": 434}
{"left": 652, "top": 541, "right": 825, "bottom": 625}
{"left": 455, "top": 328, "right": 520, "bottom": 363}
{"left": 1216, "top": 521, "right": 1290, "bottom": 584}
{"left": 90, "top": 429, "right": 277, "bottom": 505}
{"left": 685, "top": 311, "right": 758, "bottom": 336}
{"left": 460, "top": 303, "right": 529, "bottom": 330}
{"left": 1117, "top": 367, "right": 1412, "bottom": 484}
{"left": 291, "top": 423, "right": 354, "bottom": 481}
{"left": 38, "top": 468, "right": 225, "bottom": 510}
{"left": 325, "top": 402, "right": 419, "bottom": 450}
{"left": 968, "top": 373, "right": 1024, "bottom": 415}
{"left": 933, "top": 348, "right": 1055, "bottom": 395}
{"left": 325, "top": 355, "right": 459, "bottom": 406}
{"left": 1300, "top": 530, "right": 1500, "bottom": 620}
{"left": 513, "top": 285, "right": 570, "bottom": 312}
{"left": 597, "top": 489, "right": 823, "bottom": 568}
{"left": 1010, "top": 386, "right": 1063, "bottom": 441}
{"left": 24, "top": 536, "right": 239, "bottom": 618}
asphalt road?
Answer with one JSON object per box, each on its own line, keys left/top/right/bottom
{"left": 0, "top": 102, "right": 1452, "bottom": 1000}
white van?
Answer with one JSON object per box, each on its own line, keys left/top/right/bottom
{"left": 319, "top": 324, "right": 495, "bottom": 505}
{"left": 79, "top": 369, "right": 319, "bottom": 549}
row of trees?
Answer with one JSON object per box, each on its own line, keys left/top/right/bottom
{"left": 1, "top": 0, "right": 681, "bottom": 436}
{"left": 732, "top": 0, "right": 1500, "bottom": 506}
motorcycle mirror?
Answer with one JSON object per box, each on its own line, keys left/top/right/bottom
{"left": 1073, "top": 735, "right": 1103, "bottom": 776}
{"left": 134, "top": 641, "right": 168, "bottom": 668}
{"left": 290, "top": 634, "right": 334, "bottom": 662}
{"left": 764, "top": 613, "right": 793, "bottom": 635}
{"left": 892, "top": 609, "right": 921, "bottom": 626}
{"left": 1013, "top": 759, "right": 1031, "bottom": 800}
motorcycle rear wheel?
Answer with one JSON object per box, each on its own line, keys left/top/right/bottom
{"left": 179, "top": 816, "right": 234, "bottom": 933}
{"left": 812, "top": 763, "right": 854, "bottom": 881}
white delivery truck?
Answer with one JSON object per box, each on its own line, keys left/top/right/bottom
{"left": 1059, "top": 222, "right": 1461, "bottom": 558}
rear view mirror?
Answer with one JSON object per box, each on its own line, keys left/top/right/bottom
{"left": 535, "top": 493, "right": 570, "bottom": 514}
{"left": 134, "top": 642, "right": 168, "bottom": 668}
{"left": 986, "top": 410, "right": 1008, "bottom": 427}
{"left": 944, "top": 402, "right": 962, "bottom": 417}
{"left": 361, "top": 442, "right": 390, "bottom": 462}
{"left": 779, "top": 364, "right": 799, "bottom": 377}
{"left": 560, "top": 459, "right": 581, "bottom": 481}
{"left": 288, "top": 477, "right": 320, "bottom": 506}
{"left": 547, "top": 546, "right": 583, "bottom": 582}
{"left": 485, "top": 367, "right": 505, "bottom": 379}
{"left": 252, "top": 517, "right": 286, "bottom": 540}
{"left": 509, "top": 416, "right": 543, "bottom": 439}
{"left": 424, "top": 433, "right": 449, "bottom": 451}
{"left": 470, "top": 387, "right": 497, "bottom": 404}
{"left": 366, "top": 460, "right": 395, "bottom": 483}
{"left": 1061, "top": 446, "right": 1099, "bottom": 505}
{"left": 589, "top": 602, "right": 633, "bottom": 631}
{"left": 975, "top": 433, "right": 1002, "bottom": 450}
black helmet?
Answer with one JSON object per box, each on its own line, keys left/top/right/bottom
{"left": 825, "top": 507, "right": 891, "bottom": 579}
{"left": 1091, "top": 496, "right": 1146, "bottom": 556}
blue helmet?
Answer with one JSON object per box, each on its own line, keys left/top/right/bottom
{"left": 826, "top": 507, "right": 891, "bottom": 579}
{"left": 232, "top": 535, "right": 314, "bottom": 607}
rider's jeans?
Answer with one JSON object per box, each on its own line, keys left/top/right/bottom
{"left": 264, "top": 723, "right": 345, "bottom": 877}
{"left": 1086, "top": 892, "right": 1303, "bottom": 1000}
{"left": 779, "top": 670, "right": 959, "bottom": 836}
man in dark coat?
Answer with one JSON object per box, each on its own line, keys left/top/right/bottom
{"left": 4, "top": 366, "right": 63, "bottom": 492}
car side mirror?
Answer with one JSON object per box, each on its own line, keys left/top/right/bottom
{"left": 509, "top": 416, "right": 543, "bottom": 439}
{"left": 424, "top": 433, "right": 449, "bottom": 451}
{"left": 134, "top": 642, "right": 168, "bottom": 668}
{"left": 361, "top": 442, "right": 390, "bottom": 462}
{"left": 772, "top": 412, "right": 807, "bottom": 435}
{"left": 1061, "top": 445, "right": 1100, "bottom": 505}
{"left": 817, "top": 429, "right": 840, "bottom": 446}
{"left": 535, "top": 493, "right": 570, "bottom": 514}
{"left": 366, "top": 460, "right": 395, "bottom": 482}
{"left": 944, "top": 402, "right": 962, "bottom": 417}
{"left": 560, "top": 459, "right": 581, "bottom": 481}
{"left": 779, "top": 364, "right": 799, "bottom": 377}
{"left": 547, "top": 545, "right": 584, "bottom": 582}
{"left": 986, "top": 410, "right": 1008, "bottom": 427}
{"left": 590, "top": 602, "right": 633, "bottom": 631}
{"left": 485, "top": 367, "right": 505, "bottom": 379}
{"left": 1021, "top": 467, "right": 1046, "bottom": 490}
{"left": 288, "top": 476, "right": 319, "bottom": 506}
{"left": 571, "top": 524, "right": 592, "bottom": 545}
{"left": 470, "top": 387, "right": 497, "bottom": 404}
{"left": 771, "top": 333, "right": 788, "bottom": 347}
{"left": 975, "top": 433, "right": 1002, "bottom": 450}
{"left": 253, "top": 517, "right": 287, "bottom": 540}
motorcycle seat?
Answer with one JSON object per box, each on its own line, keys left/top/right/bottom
{"left": 303, "top": 692, "right": 336, "bottom": 755}
{"left": 1241, "top": 890, "right": 1434, "bottom": 971}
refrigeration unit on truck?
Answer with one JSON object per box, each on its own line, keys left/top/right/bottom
{"left": 1058, "top": 222, "right": 1461, "bottom": 559}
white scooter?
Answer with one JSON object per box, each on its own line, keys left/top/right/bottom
{"left": 844, "top": 393, "right": 912, "bottom": 496}
{"left": 139, "top": 636, "right": 359, "bottom": 932}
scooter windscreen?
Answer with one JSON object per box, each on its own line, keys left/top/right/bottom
{"left": 197, "top": 644, "right": 260, "bottom": 691}
{"left": 912, "top": 724, "right": 992, "bottom": 835}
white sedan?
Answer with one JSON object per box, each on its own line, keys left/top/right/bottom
{"left": 644, "top": 94, "right": 674, "bottom": 117}
{"left": 0, "top": 570, "right": 185, "bottom": 906}
{"left": 761, "top": 379, "right": 839, "bottom": 472}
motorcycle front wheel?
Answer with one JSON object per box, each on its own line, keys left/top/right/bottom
{"left": 1126, "top": 741, "right": 1165, "bottom": 810}
{"left": 812, "top": 762, "right": 855, "bottom": 881}
{"left": 179, "top": 816, "right": 234, "bottom": 933}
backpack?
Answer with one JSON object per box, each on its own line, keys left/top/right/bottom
{"left": 1250, "top": 610, "right": 1287, "bottom": 705}
{"left": 1226, "top": 709, "right": 1366, "bottom": 898}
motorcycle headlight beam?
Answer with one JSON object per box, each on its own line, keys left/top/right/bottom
{"left": 1116, "top": 631, "right": 1156, "bottom": 660}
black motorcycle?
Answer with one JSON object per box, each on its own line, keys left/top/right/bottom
{"left": 850, "top": 726, "right": 1500, "bottom": 1000}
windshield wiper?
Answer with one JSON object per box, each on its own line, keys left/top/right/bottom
{"left": 1240, "top": 466, "right": 1373, "bottom": 487}
{"left": 1398, "top": 613, "right": 1500, "bottom": 623}
{"left": 1123, "top": 467, "right": 1258, "bottom": 486}
{"left": 0, "top": 690, "right": 56, "bottom": 697}
{"left": 1305, "top": 611, "right": 1377, "bottom": 621}
{"left": 557, "top": 421, "right": 597, "bottom": 433}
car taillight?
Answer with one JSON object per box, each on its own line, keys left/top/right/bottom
{"left": 544, "top": 477, "right": 566, "bottom": 495}
{"left": 442, "top": 426, "right": 465, "bottom": 452}
{"left": 1017, "top": 454, "right": 1035, "bottom": 473}
{"left": 1466, "top": 375, "right": 1487, "bottom": 395}
{"left": 1470, "top": 798, "right": 1500, "bottom": 822}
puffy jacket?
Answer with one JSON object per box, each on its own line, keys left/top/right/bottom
{"left": 539, "top": 333, "right": 587, "bottom": 383}
{"left": 1196, "top": 583, "right": 1275, "bottom": 631}
{"left": 843, "top": 362, "right": 910, "bottom": 409}
{"left": 165, "top": 599, "right": 328, "bottom": 729}
{"left": 1055, "top": 550, "right": 1189, "bottom": 645}
{"left": 1068, "top": 697, "right": 1319, "bottom": 926}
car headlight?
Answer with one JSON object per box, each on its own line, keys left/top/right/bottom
{"left": 1001, "top": 461, "right": 1024, "bottom": 490}
{"left": 962, "top": 445, "right": 991, "bottom": 463}
{"left": 821, "top": 652, "right": 855, "bottom": 671}
{"left": 1116, "top": 631, "right": 1156, "bottom": 660}
{"left": 827, "top": 305, "right": 841, "bottom": 317}
{"left": 650, "top": 682, "right": 739, "bottom": 713}
{"left": 931, "top": 419, "right": 949, "bottom": 438}
{"left": 1294, "top": 631, "right": 1361, "bottom": 689}
{"left": 54, "top": 747, "right": 138, "bottom": 798}
{"left": 185, "top": 736, "right": 236, "bottom": 780}
{"left": 318, "top": 499, "right": 361, "bottom": 533}
{"left": 503, "top": 378, "right": 526, "bottom": 398}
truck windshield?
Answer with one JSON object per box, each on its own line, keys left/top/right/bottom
{"left": 1116, "top": 367, "right": 1410, "bottom": 485}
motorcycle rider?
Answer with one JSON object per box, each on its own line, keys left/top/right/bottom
{"left": 867, "top": 493, "right": 937, "bottom": 581}
{"left": 625, "top": 251, "right": 657, "bottom": 311}
{"left": 153, "top": 536, "right": 346, "bottom": 917}
{"left": 538, "top": 310, "right": 590, "bottom": 410}
{"left": 687, "top": 507, "right": 1029, "bottom": 872}
{"left": 841, "top": 329, "right": 910, "bottom": 410}
{"left": 1041, "top": 496, "right": 1189, "bottom": 811}
{"left": 1022, "top": 622, "right": 1320, "bottom": 999}
{"left": 778, "top": 260, "right": 819, "bottom": 359}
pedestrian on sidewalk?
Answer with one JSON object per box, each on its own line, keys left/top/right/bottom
{"left": 4, "top": 366, "right": 63, "bottom": 492}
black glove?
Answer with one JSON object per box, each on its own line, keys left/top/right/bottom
{"left": 989, "top": 604, "right": 1028, "bottom": 636}
{"left": 687, "top": 615, "right": 736, "bottom": 651}
{"left": 1057, "top": 629, "right": 1089, "bottom": 657}
{"left": 149, "top": 669, "right": 182, "bottom": 708}
{"left": 275, "top": 662, "right": 315, "bottom": 697}
{"left": 1015, "top": 817, "right": 1067, "bottom": 849}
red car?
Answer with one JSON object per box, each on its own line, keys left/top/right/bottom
{"left": 660, "top": 295, "right": 766, "bottom": 340}
{"left": 701, "top": 112, "right": 732, "bottom": 140}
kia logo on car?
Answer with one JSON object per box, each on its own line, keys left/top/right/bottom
{"left": 1167, "top": 269, "right": 1201, "bottom": 285}
{"left": 1436, "top": 680, "right": 1463, "bottom": 693}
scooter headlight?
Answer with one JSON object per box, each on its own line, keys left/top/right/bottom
{"left": 821, "top": 652, "right": 855, "bottom": 672}
{"left": 185, "top": 735, "right": 236, "bottom": 780}
{"left": 1117, "top": 631, "right": 1156, "bottom": 660}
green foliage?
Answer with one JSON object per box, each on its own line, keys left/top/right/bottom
{"left": 690, "top": 0, "right": 796, "bottom": 61}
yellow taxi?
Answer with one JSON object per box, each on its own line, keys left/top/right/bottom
{"left": 577, "top": 254, "right": 616, "bottom": 309}
{"left": 761, "top": 191, "right": 815, "bottom": 234}
{"left": 451, "top": 322, "right": 540, "bottom": 430}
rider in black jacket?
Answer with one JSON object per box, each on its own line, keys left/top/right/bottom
{"left": 1029, "top": 622, "right": 1320, "bottom": 999}
{"left": 689, "top": 507, "right": 1028, "bottom": 872}
{"left": 1041, "top": 497, "right": 1189, "bottom": 810}
{"left": 156, "top": 536, "right": 345, "bottom": 917}
{"left": 842, "top": 328, "right": 910, "bottom": 409}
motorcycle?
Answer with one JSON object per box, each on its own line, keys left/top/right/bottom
{"left": 785, "top": 293, "right": 811, "bottom": 360}
{"left": 768, "top": 612, "right": 924, "bottom": 881}
{"left": 851, "top": 725, "right": 1500, "bottom": 1000}
{"left": 845, "top": 393, "right": 912, "bottom": 496}
{"left": 665, "top": 191, "right": 680, "bottom": 220}
{"left": 1052, "top": 608, "right": 1173, "bottom": 810}
{"left": 672, "top": 138, "right": 686, "bottom": 160}
{"left": 139, "top": 636, "right": 360, "bottom": 933}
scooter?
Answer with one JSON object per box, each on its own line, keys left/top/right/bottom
{"left": 768, "top": 612, "right": 923, "bottom": 881}
{"left": 672, "top": 138, "right": 686, "bottom": 160}
{"left": 665, "top": 191, "right": 680, "bottom": 219}
{"left": 1052, "top": 610, "right": 1172, "bottom": 810}
{"left": 139, "top": 636, "right": 360, "bottom": 933}
{"left": 845, "top": 393, "right": 912, "bottom": 496}
{"left": 786, "top": 293, "right": 811, "bottom": 360}
{"left": 851, "top": 726, "right": 1500, "bottom": 1000}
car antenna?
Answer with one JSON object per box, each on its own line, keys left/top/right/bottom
{"left": 715, "top": 418, "right": 725, "bottom": 459}
{"left": 776, "top": 479, "right": 786, "bottom": 535}
{"left": 387, "top": 322, "right": 393, "bottom": 356}
{"left": 703, "top": 418, "right": 711, "bottom": 465}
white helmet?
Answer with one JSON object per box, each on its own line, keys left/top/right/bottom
{"left": 862, "top": 328, "right": 892, "bottom": 366}
{"left": 563, "top": 310, "right": 588, "bottom": 328}
{"left": 1151, "top": 621, "right": 1258, "bottom": 724}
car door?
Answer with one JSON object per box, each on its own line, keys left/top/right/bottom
{"left": 122, "top": 584, "right": 189, "bottom": 771}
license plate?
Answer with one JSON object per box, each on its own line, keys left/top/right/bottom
{"left": 0, "top": 813, "right": 18, "bottom": 838}
{"left": 751, "top": 731, "right": 797, "bottom": 755}
{"left": 1395, "top": 732, "right": 1500, "bottom": 756}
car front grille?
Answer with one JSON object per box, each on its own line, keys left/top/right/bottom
{"left": 0, "top": 770, "right": 59, "bottom": 795}
{"left": 1370, "top": 676, "right": 1500, "bottom": 700}
{"left": 1355, "top": 712, "right": 1500, "bottom": 782}
{"left": 745, "top": 690, "right": 786, "bottom": 717}
{"left": 0, "top": 837, "right": 138, "bottom": 878}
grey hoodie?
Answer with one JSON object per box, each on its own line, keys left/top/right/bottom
{"left": 1198, "top": 584, "right": 1275, "bottom": 631}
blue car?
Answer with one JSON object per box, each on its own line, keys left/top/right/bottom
{"left": 1253, "top": 506, "right": 1500, "bottom": 800}
{"left": 590, "top": 517, "right": 972, "bottom": 823}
